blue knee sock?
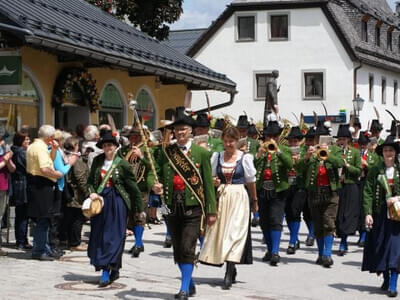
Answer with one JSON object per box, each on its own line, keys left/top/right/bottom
{"left": 263, "top": 230, "right": 272, "bottom": 252}
{"left": 253, "top": 211, "right": 259, "bottom": 219}
{"left": 339, "top": 235, "right": 347, "bottom": 251}
{"left": 199, "top": 236, "right": 204, "bottom": 249}
{"left": 390, "top": 269, "right": 399, "bottom": 292}
{"left": 101, "top": 269, "right": 110, "bottom": 282}
{"left": 359, "top": 231, "right": 366, "bottom": 243}
{"left": 289, "top": 222, "right": 300, "bottom": 246}
{"left": 270, "top": 230, "right": 282, "bottom": 254}
{"left": 133, "top": 225, "right": 144, "bottom": 247}
{"left": 323, "top": 235, "right": 334, "bottom": 257}
{"left": 179, "top": 263, "right": 194, "bottom": 293}
{"left": 317, "top": 238, "right": 324, "bottom": 256}
{"left": 306, "top": 221, "right": 314, "bottom": 238}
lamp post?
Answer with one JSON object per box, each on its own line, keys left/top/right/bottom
{"left": 352, "top": 94, "right": 365, "bottom": 116}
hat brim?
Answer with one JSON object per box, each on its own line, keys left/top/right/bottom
{"left": 96, "top": 139, "right": 119, "bottom": 149}
{"left": 375, "top": 142, "right": 400, "bottom": 156}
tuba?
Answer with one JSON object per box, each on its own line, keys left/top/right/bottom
{"left": 125, "top": 144, "right": 146, "bottom": 183}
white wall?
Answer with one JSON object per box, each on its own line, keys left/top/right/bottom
{"left": 357, "top": 65, "right": 400, "bottom": 135}
{"left": 191, "top": 7, "right": 355, "bottom": 126}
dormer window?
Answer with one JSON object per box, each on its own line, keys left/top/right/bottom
{"left": 375, "top": 22, "right": 381, "bottom": 47}
{"left": 387, "top": 27, "right": 394, "bottom": 51}
{"left": 361, "top": 16, "right": 369, "bottom": 42}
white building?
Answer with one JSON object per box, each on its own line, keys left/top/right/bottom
{"left": 165, "top": 0, "right": 400, "bottom": 133}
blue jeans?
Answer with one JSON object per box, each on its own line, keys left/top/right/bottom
{"left": 14, "top": 204, "right": 29, "bottom": 247}
{"left": 32, "top": 218, "right": 50, "bottom": 257}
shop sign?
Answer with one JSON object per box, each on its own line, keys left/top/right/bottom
{"left": 0, "top": 50, "right": 21, "bottom": 94}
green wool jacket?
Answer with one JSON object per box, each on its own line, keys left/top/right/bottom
{"left": 361, "top": 150, "right": 380, "bottom": 175}
{"left": 363, "top": 161, "right": 400, "bottom": 216}
{"left": 155, "top": 142, "right": 217, "bottom": 214}
{"left": 340, "top": 147, "right": 362, "bottom": 184}
{"left": 290, "top": 145, "right": 308, "bottom": 189}
{"left": 117, "top": 144, "right": 155, "bottom": 192}
{"left": 255, "top": 144, "right": 293, "bottom": 193}
{"left": 208, "top": 136, "right": 223, "bottom": 153}
{"left": 88, "top": 153, "right": 143, "bottom": 213}
{"left": 246, "top": 137, "right": 260, "bottom": 157}
{"left": 297, "top": 145, "right": 345, "bottom": 192}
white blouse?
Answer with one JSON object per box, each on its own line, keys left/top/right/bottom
{"left": 211, "top": 150, "right": 256, "bottom": 183}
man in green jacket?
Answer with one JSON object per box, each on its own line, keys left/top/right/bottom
{"left": 335, "top": 124, "right": 362, "bottom": 256}
{"left": 255, "top": 121, "right": 293, "bottom": 266}
{"left": 193, "top": 113, "right": 223, "bottom": 153}
{"left": 237, "top": 115, "right": 259, "bottom": 156}
{"left": 297, "top": 121, "right": 344, "bottom": 268}
{"left": 152, "top": 107, "right": 216, "bottom": 300}
{"left": 118, "top": 127, "right": 155, "bottom": 258}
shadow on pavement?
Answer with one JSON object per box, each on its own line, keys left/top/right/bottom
{"left": 149, "top": 250, "right": 174, "bottom": 259}
{"left": 341, "top": 260, "right": 361, "bottom": 267}
{"left": 115, "top": 288, "right": 171, "bottom": 299}
{"left": 63, "top": 272, "right": 99, "bottom": 283}
{"left": 329, "top": 283, "right": 386, "bottom": 295}
{"left": 191, "top": 276, "right": 224, "bottom": 288}
{"left": 6, "top": 251, "right": 33, "bottom": 260}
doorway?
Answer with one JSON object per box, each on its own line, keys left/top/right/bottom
{"left": 55, "top": 104, "right": 90, "bottom": 131}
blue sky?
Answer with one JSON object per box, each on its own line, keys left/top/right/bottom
{"left": 171, "top": 0, "right": 398, "bottom": 30}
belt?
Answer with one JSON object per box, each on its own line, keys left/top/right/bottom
{"left": 262, "top": 180, "right": 274, "bottom": 191}
{"left": 288, "top": 176, "right": 296, "bottom": 186}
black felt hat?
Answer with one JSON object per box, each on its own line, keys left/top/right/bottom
{"left": 248, "top": 124, "right": 259, "bottom": 136}
{"left": 370, "top": 119, "right": 383, "bottom": 132}
{"left": 386, "top": 120, "right": 397, "bottom": 134}
{"left": 263, "top": 121, "right": 282, "bottom": 136}
{"left": 375, "top": 135, "right": 400, "bottom": 156}
{"left": 335, "top": 124, "right": 352, "bottom": 138}
{"left": 96, "top": 130, "right": 119, "bottom": 148}
{"left": 236, "top": 115, "right": 249, "bottom": 129}
{"left": 286, "top": 126, "right": 304, "bottom": 139}
{"left": 195, "top": 113, "right": 211, "bottom": 128}
{"left": 305, "top": 127, "right": 316, "bottom": 138}
{"left": 315, "top": 121, "right": 330, "bottom": 136}
{"left": 213, "top": 118, "right": 225, "bottom": 130}
{"left": 169, "top": 106, "right": 195, "bottom": 127}
{"left": 354, "top": 117, "right": 361, "bottom": 128}
{"left": 358, "top": 131, "right": 370, "bottom": 145}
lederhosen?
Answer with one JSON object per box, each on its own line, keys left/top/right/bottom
{"left": 258, "top": 153, "right": 288, "bottom": 232}
{"left": 308, "top": 163, "right": 339, "bottom": 239}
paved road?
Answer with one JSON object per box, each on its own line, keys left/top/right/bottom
{"left": 0, "top": 222, "right": 389, "bottom": 300}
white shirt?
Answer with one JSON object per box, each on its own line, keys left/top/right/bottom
{"left": 177, "top": 139, "right": 192, "bottom": 155}
{"left": 211, "top": 150, "right": 256, "bottom": 183}
{"left": 386, "top": 166, "right": 395, "bottom": 180}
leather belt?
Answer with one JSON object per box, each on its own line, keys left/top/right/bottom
{"left": 262, "top": 180, "right": 274, "bottom": 191}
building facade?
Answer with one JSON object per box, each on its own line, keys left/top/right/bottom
{"left": 166, "top": 0, "right": 400, "bottom": 132}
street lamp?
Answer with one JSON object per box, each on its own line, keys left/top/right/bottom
{"left": 352, "top": 94, "right": 365, "bottom": 116}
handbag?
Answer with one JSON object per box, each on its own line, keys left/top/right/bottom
{"left": 389, "top": 201, "right": 400, "bottom": 222}
{"left": 82, "top": 156, "right": 121, "bottom": 218}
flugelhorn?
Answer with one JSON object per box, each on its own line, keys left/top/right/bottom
{"left": 315, "top": 145, "right": 329, "bottom": 161}
{"left": 264, "top": 140, "right": 278, "bottom": 153}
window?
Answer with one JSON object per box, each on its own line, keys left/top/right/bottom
{"left": 270, "top": 14, "right": 289, "bottom": 40}
{"left": 303, "top": 71, "right": 324, "bottom": 100}
{"left": 99, "top": 84, "right": 124, "bottom": 129}
{"left": 361, "top": 20, "right": 368, "bottom": 42}
{"left": 136, "top": 88, "right": 156, "bottom": 130}
{"left": 254, "top": 73, "right": 273, "bottom": 100}
{"left": 375, "top": 26, "right": 381, "bottom": 47}
{"left": 382, "top": 77, "right": 387, "bottom": 104}
{"left": 237, "top": 16, "right": 255, "bottom": 41}
{"left": 388, "top": 29, "right": 393, "bottom": 51}
{"left": 394, "top": 80, "right": 398, "bottom": 106}
{"left": 369, "top": 73, "right": 374, "bottom": 102}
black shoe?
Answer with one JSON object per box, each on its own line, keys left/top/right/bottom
{"left": 295, "top": 240, "right": 300, "bottom": 249}
{"left": 357, "top": 241, "right": 365, "bottom": 248}
{"left": 251, "top": 217, "right": 259, "bottom": 227}
{"left": 262, "top": 251, "right": 272, "bottom": 262}
{"left": 232, "top": 266, "right": 237, "bottom": 284}
{"left": 16, "top": 243, "right": 33, "bottom": 250}
{"left": 286, "top": 246, "right": 296, "bottom": 255}
{"left": 338, "top": 249, "right": 346, "bottom": 256}
{"left": 110, "top": 270, "right": 120, "bottom": 282}
{"left": 305, "top": 236, "right": 315, "bottom": 247}
{"left": 316, "top": 256, "right": 323, "bottom": 265}
{"left": 270, "top": 254, "right": 280, "bottom": 266}
{"left": 189, "top": 284, "right": 196, "bottom": 297}
{"left": 164, "top": 237, "right": 172, "bottom": 248}
{"left": 131, "top": 246, "right": 144, "bottom": 258}
{"left": 388, "top": 290, "right": 398, "bottom": 298}
{"left": 48, "top": 250, "right": 62, "bottom": 259}
{"left": 174, "top": 291, "right": 188, "bottom": 300}
{"left": 31, "top": 253, "right": 54, "bottom": 261}
{"left": 222, "top": 262, "right": 235, "bottom": 290}
{"left": 322, "top": 256, "right": 334, "bottom": 268}
{"left": 381, "top": 281, "right": 389, "bottom": 291}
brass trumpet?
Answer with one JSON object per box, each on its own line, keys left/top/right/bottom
{"left": 264, "top": 140, "right": 278, "bottom": 154}
{"left": 315, "top": 145, "right": 329, "bottom": 161}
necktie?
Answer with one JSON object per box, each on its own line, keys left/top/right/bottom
{"left": 179, "top": 146, "right": 187, "bottom": 151}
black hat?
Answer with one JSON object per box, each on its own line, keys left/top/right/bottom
{"left": 370, "top": 119, "right": 383, "bottom": 132}
{"left": 236, "top": 115, "right": 249, "bottom": 129}
{"left": 195, "top": 113, "right": 211, "bottom": 128}
{"left": 315, "top": 121, "right": 330, "bottom": 136}
{"left": 386, "top": 120, "right": 397, "bottom": 135}
{"left": 305, "top": 127, "right": 316, "bottom": 138}
{"left": 96, "top": 130, "right": 119, "bottom": 148}
{"left": 358, "top": 131, "right": 370, "bottom": 145}
{"left": 170, "top": 106, "right": 195, "bottom": 127}
{"left": 354, "top": 117, "right": 361, "bottom": 128}
{"left": 335, "top": 124, "right": 352, "bottom": 139}
{"left": 121, "top": 126, "right": 140, "bottom": 137}
{"left": 286, "top": 126, "right": 304, "bottom": 139}
{"left": 248, "top": 124, "right": 259, "bottom": 137}
{"left": 375, "top": 135, "right": 400, "bottom": 156}
{"left": 214, "top": 118, "right": 225, "bottom": 130}
{"left": 263, "top": 121, "right": 282, "bottom": 137}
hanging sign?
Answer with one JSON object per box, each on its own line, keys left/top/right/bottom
{"left": 0, "top": 50, "right": 21, "bottom": 94}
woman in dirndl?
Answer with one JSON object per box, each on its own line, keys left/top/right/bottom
{"left": 362, "top": 135, "right": 400, "bottom": 297}
{"left": 87, "top": 131, "right": 142, "bottom": 287}
{"left": 199, "top": 126, "right": 258, "bottom": 290}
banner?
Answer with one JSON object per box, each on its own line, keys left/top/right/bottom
{"left": 0, "top": 50, "right": 22, "bottom": 94}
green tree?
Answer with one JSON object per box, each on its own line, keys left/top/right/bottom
{"left": 86, "top": 0, "right": 183, "bottom": 41}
